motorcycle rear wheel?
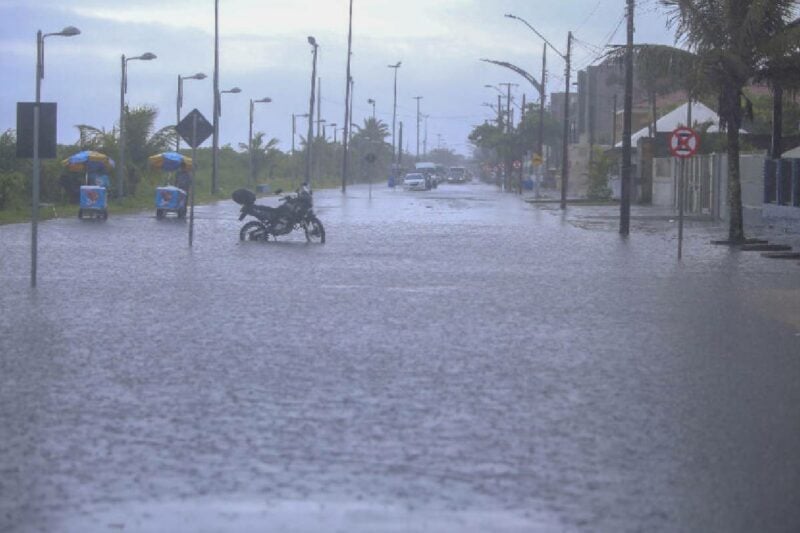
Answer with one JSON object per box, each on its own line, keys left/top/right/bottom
{"left": 240, "top": 221, "right": 269, "bottom": 242}
{"left": 304, "top": 216, "right": 325, "bottom": 244}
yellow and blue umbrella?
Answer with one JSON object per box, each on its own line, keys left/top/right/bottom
{"left": 62, "top": 150, "right": 115, "bottom": 173}
{"left": 148, "top": 152, "right": 193, "bottom": 172}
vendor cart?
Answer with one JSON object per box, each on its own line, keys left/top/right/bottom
{"left": 62, "top": 151, "right": 114, "bottom": 220}
{"left": 149, "top": 152, "right": 192, "bottom": 219}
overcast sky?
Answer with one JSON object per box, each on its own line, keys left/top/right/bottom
{"left": 1, "top": 0, "right": 676, "bottom": 155}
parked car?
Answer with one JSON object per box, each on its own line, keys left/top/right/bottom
{"left": 403, "top": 173, "right": 428, "bottom": 191}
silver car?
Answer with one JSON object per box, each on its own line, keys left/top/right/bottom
{"left": 403, "top": 172, "right": 428, "bottom": 191}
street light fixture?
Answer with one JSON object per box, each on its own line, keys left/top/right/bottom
{"left": 306, "top": 36, "right": 319, "bottom": 185}
{"left": 118, "top": 51, "right": 156, "bottom": 199}
{"left": 30, "top": 25, "right": 80, "bottom": 288}
{"left": 367, "top": 98, "right": 376, "bottom": 120}
{"left": 176, "top": 72, "right": 207, "bottom": 150}
{"left": 249, "top": 97, "right": 272, "bottom": 185}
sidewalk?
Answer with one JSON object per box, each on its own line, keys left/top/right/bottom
{"left": 521, "top": 188, "right": 800, "bottom": 252}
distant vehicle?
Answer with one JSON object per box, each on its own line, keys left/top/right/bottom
{"left": 448, "top": 167, "right": 467, "bottom": 183}
{"left": 414, "top": 162, "right": 438, "bottom": 189}
{"left": 403, "top": 173, "right": 428, "bottom": 191}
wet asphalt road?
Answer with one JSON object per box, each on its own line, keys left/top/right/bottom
{"left": 1, "top": 182, "right": 799, "bottom": 532}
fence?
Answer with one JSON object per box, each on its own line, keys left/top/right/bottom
{"left": 652, "top": 153, "right": 766, "bottom": 221}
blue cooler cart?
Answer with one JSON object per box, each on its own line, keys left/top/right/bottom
{"left": 63, "top": 150, "right": 114, "bottom": 220}
{"left": 154, "top": 186, "right": 187, "bottom": 219}
{"left": 79, "top": 185, "right": 108, "bottom": 219}
{"left": 148, "top": 152, "right": 192, "bottom": 219}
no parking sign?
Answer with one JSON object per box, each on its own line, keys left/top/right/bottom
{"left": 669, "top": 126, "right": 699, "bottom": 260}
{"left": 669, "top": 127, "right": 699, "bottom": 159}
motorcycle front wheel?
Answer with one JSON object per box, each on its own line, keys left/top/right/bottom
{"left": 304, "top": 216, "right": 325, "bottom": 244}
{"left": 240, "top": 221, "right": 269, "bottom": 242}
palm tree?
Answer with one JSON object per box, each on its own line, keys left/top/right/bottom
{"left": 659, "top": 0, "right": 799, "bottom": 242}
{"left": 609, "top": 1, "right": 798, "bottom": 242}
{"left": 76, "top": 105, "right": 176, "bottom": 194}
{"left": 239, "top": 132, "right": 281, "bottom": 182}
{"left": 755, "top": 16, "right": 800, "bottom": 158}
{"left": 352, "top": 117, "right": 390, "bottom": 144}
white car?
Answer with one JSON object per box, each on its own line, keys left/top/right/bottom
{"left": 403, "top": 173, "right": 428, "bottom": 191}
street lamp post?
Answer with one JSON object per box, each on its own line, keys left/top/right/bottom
{"left": 388, "top": 61, "right": 401, "bottom": 164}
{"left": 341, "top": 0, "right": 354, "bottom": 193}
{"left": 212, "top": 0, "right": 219, "bottom": 194}
{"left": 30, "top": 25, "right": 80, "bottom": 288}
{"left": 413, "top": 96, "right": 423, "bottom": 160}
{"left": 367, "top": 98, "right": 376, "bottom": 120}
{"left": 306, "top": 36, "right": 319, "bottom": 185}
{"left": 249, "top": 97, "right": 272, "bottom": 185}
{"left": 212, "top": 85, "right": 241, "bottom": 189}
{"left": 119, "top": 51, "right": 156, "bottom": 199}
{"left": 292, "top": 113, "right": 309, "bottom": 154}
{"left": 177, "top": 72, "right": 206, "bottom": 151}
{"left": 505, "top": 13, "right": 572, "bottom": 209}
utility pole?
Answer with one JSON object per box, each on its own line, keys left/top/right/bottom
{"left": 398, "top": 121, "right": 404, "bottom": 166}
{"left": 612, "top": 94, "right": 618, "bottom": 148}
{"left": 389, "top": 62, "right": 401, "bottom": 164}
{"left": 560, "top": 31, "right": 572, "bottom": 210}
{"left": 343, "top": 0, "right": 353, "bottom": 194}
{"left": 305, "top": 36, "right": 318, "bottom": 185}
{"left": 349, "top": 77, "right": 354, "bottom": 145}
{"left": 423, "top": 114, "right": 429, "bottom": 157}
{"left": 211, "top": 0, "right": 220, "bottom": 194}
{"left": 500, "top": 83, "right": 516, "bottom": 133}
{"left": 316, "top": 77, "right": 322, "bottom": 138}
{"left": 497, "top": 93, "right": 503, "bottom": 129}
{"left": 538, "top": 43, "right": 547, "bottom": 170}
{"left": 414, "top": 96, "right": 423, "bottom": 160}
{"left": 619, "top": 0, "right": 633, "bottom": 235}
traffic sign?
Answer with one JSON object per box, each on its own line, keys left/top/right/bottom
{"left": 176, "top": 109, "right": 213, "bottom": 149}
{"left": 16, "top": 102, "right": 57, "bottom": 158}
{"left": 532, "top": 153, "right": 543, "bottom": 166}
{"left": 513, "top": 160, "right": 522, "bottom": 169}
{"left": 669, "top": 127, "right": 699, "bottom": 159}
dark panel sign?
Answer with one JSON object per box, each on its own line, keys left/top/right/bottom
{"left": 16, "top": 102, "right": 57, "bottom": 159}
{"left": 176, "top": 109, "right": 213, "bottom": 149}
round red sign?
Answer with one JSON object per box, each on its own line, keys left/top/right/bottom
{"left": 669, "top": 127, "right": 700, "bottom": 159}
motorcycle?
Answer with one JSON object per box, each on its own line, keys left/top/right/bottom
{"left": 233, "top": 184, "right": 325, "bottom": 243}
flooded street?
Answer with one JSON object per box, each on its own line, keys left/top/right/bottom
{"left": 2, "top": 182, "right": 799, "bottom": 532}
